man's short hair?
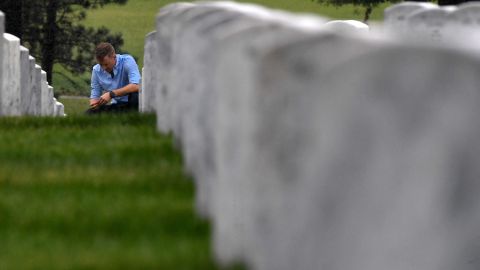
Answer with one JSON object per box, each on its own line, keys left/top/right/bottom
{"left": 95, "top": 42, "right": 115, "bottom": 59}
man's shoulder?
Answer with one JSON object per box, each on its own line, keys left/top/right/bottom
{"left": 118, "top": 54, "right": 136, "bottom": 63}
{"left": 92, "top": 64, "right": 101, "bottom": 72}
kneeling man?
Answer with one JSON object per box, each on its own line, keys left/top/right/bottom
{"left": 87, "top": 42, "right": 141, "bottom": 114}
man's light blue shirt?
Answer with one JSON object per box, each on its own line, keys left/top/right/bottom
{"left": 90, "top": 54, "right": 141, "bottom": 103}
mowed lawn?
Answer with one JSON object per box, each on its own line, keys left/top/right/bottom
{"left": 0, "top": 107, "right": 237, "bottom": 269}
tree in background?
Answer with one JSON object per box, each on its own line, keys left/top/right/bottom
{"left": 0, "top": 0, "right": 127, "bottom": 84}
{"left": 315, "top": 0, "right": 400, "bottom": 22}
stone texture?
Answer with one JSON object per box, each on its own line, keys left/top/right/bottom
{"left": 52, "top": 97, "right": 64, "bottom": 116}
{"left": 2, "top": 33, "right": 21, "bottom": 116}
{"left": 210, "top": 18, "right": 340, "bottom": 268}
{"left": 406, "top": 7, "right": 457, "bottom": 42}
{"left": 445, "top": 2, "right": 480, "bottom": 49}
{"left": 48, "top": 86, "right": 55, "bottom": 116}
{"left": 0, "top": 12, "right": 3, "bottom": 110}
{"left": 0, "top": 11, "right": 4, "bottom": 35}
{"left": 20, "top": 46, "right": 31, "bottom": 115}
{"left": 32, "top": 64, "right": 42, "bottom": 115}
{"left": 27, "top": 56, "right": 38, "bottom": 115}
{"left": 55, "top": 100, "right": 65, "bottom": 116}
{"left": 155, "top": 3, "right": 196, "bottom": 133}
{"left": 149, "top": 2, "right": 480, "bottom": 270}
{"left": 141, "top": 31, "right": 158, "bottom": 113}
{"left": 166, "top": 3, "right": 270, "bottom": 220}
{"left": 40, "top": 71, "right": 49, "bottom": 116}
{"left": 384, "top": 2, "right": 437, "bottom": 35}
{"left": 252, "top": 41, "right": 480, "bottom": 270}
{"left": 214, "top": 28, "right": 380, "bottom": 269}
{"left": 323, "top": 20, "right": 369, "bottom": 33}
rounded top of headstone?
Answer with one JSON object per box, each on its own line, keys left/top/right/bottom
{"left": 407, "top": 7, "right": 455, "bottom": 27}
{"left": 145, "top": 30, "right": 157, "bottom": 38}
{"left": 157, "top": 2, "right": 195, "bottom": 16}
{"left": 324, "top": 20, "right": 369, "bottom": 33}
{"left": 3, "top": 33, "right": 20, "bottom": 42}
{"left": 448, "top": 4, "right": 480, "bottom": 26}
{"left": 182, "top": 1, "right": 327, "bottom": 33}
{"left": 384, "top": 2, "right": 438, "bottom": 20}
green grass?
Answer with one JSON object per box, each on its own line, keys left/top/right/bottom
{"left": 0, "top": 111, "right": 244, "bottom": 269}
{"left": 58, "top": 96, "right": 90, "bottom": 115}
{"left": 53, "top": 0, "right": 392, "bottom": 96}
{"left": 53, "top": 65, "right": 91, "bottom": 97}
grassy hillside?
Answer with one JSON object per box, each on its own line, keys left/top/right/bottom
{"left": 0, "top": 112, "right": 243, "bottom": 269}
{"left": 53, "top": 0, "right": 391, "bottom": 96}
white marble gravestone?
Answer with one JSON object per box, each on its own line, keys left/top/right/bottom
{"left": 2, "top": 33, "right": 21, "bottom": 116}
{"left": 40, "top": 71, "right": 49, "bottom": 116}
{"left": 214, "top": 28, "right": 381, "bottom": 269}
{"left": 32, "top": 64, "right": 42, "bottom": 116}
{"left": 19, "top": 46, "right": 31, "bottom": 115}
{"left": 55, "top": 100, "right": 65, "bottom": 116}
{"left": 52, "top": 97, "right": 64, "bottom": 116}
{"left": 164, "top": 3, "right": 275, "bottom": 220}
{"left": 406, "top": 6, "right": 457, "bottom": 42}
{"left": 384, "top": 2, "right": 438, "bottom": 35}
{"left": 324, "top": 20, "right": 369, "bottom": 33}
{"left": 141, "top": 31, "right": 158, "bottom": 113}
{"left": 445, "top": 2, "right": 480, "bottom": 49}
{"left": 0, "top": 12, "right": 3, "bottom": 110}
{"left": 211, "top": 21, "right": 345, "bottom": 268}
{"left": 48, "top": 86, "right": 55, "bottom": 116}
{"left": 53, "top": 97, "right": 58, "bottom": 116}
{"left": 27, "top": 56, "right": 38, "bottom": 115}
{"left": 252, "top": 41, "right": 480, "bottom": 270}
{"left": 155, "top": 3, "right": 196, "bottom": 133}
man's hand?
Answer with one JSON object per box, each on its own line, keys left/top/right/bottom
{"left": 98, "top": 92, "right": 112, "bottom": 106}
{"left": 90, "top": 99, "right": 101, "bottom": 110}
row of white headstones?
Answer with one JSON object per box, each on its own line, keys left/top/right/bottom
{"left": 141, "top": 2, "right": 480, "bottom": 270}
{"left": 384, "top": 1, "right": 480, "bottom": 45}
{"left": 0, "top": 12, "right": 65, "bottom": 117}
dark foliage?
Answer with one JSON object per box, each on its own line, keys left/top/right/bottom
{"left": 314, "top": 0, "right": 400, "bottom": 22}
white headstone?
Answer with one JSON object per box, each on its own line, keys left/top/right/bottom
{"left": 406, "top": 7, "right": 457, "bottom": 43}
{"left": 254, "top": 42, "right": 480, "bottom": 270}
{"left": 20, "top": 46, "right": 31, "bottom": 115}
{"left": 165, "top": 4, "right": 270, "bottom": 220}
{"left": 0, "top": 11, "right": 4, "bottom": 35}
{"left": 155, "top": 3, "right": 196, "bottom": 133}
{"left": 0, "top": 12, "right": 4, "bottom": 111}
{"left": 324, "top": 20, "right": 369, "bottom": 33}
{"left": 40, "top": 70, "right": 49, "bottom": 116}
{"left": 211, "top": 19, "right": 333, "bottom": 267}
{"left": 55, "top": 101, "right": 65, "bottom": 117}
{"left": 48, "top": 86, "right": 55, "bottom": 116}
{"left": 384, "top": 2, "right": 438, "bottom": 34}
{"left": 27, "top": 56, "right": 36, "bottom": 115}
{"left": 32, "top": 64, "right": 42, "bottom": 115}
{"left": 215, "top": 30, "right": 381, "bottom": 270}
{"left": 445, "top": 2, "right": 480, "bottom": 50}
{"left": 141, "top": 31, "right": 158, "bottom": 113}
{"left": 2, "top": 33, "right": 21, "bottom": 116}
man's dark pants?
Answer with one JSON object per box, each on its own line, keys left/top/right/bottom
{"left": 85, "top": 92, "right": 139, "bottom": 115}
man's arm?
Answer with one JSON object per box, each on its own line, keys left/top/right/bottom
{"left": 90, "top": 68, "right": 102, "bottom": 107}
{"left": 96, "top": 83, "right": 139, "bottom": 106}
{"left": 97, "top": 55, "right": 140, "bottom": 106}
